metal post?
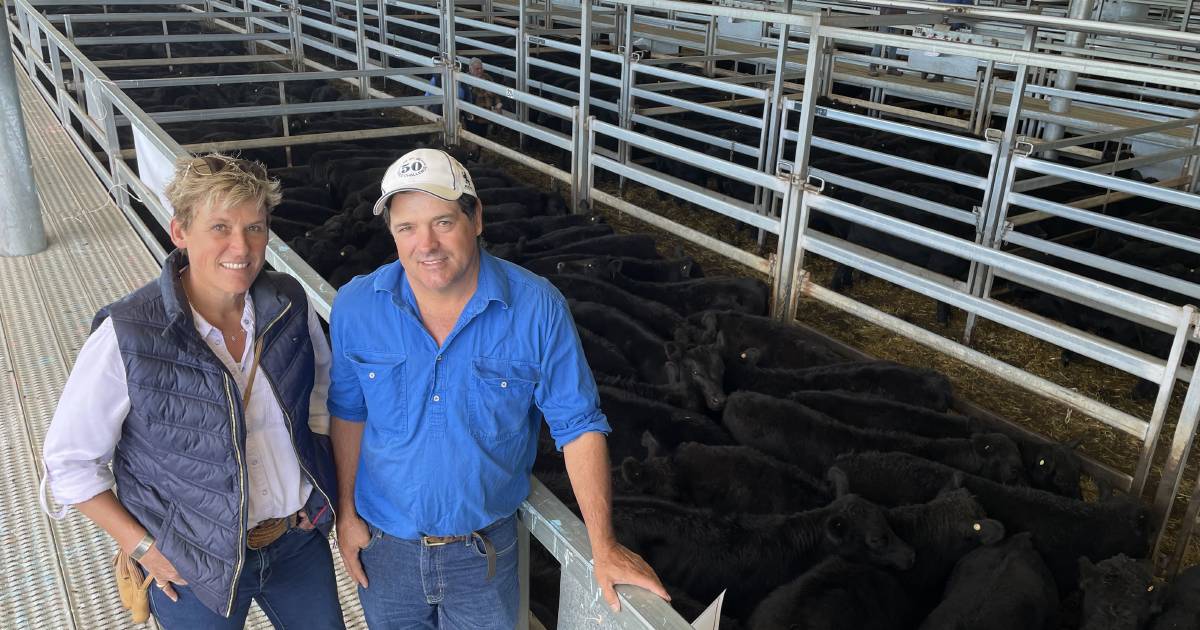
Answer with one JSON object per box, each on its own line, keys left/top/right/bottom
{"left": 1153, "top": 360, "right": 1200, "bottom": 572}
{"left": 0, "top": 7, "right": 46, "bottom": 257}
{"left": 375, "top": 0, "right": 388, "bottom": 70}
{"left": 443, "top": 0, "right": 460, "bottom": 145}
{"left": 572, "top": 0, "right": 592, "bottom": 213}
{"left": 776, "top": 14, "right": 828, "bottom": 322}
{"left": 963, "top": 25, "right": 1038, "bottom": 343}
{"left": 616, "top": 4, "right": 634, "bottom": 194}
{"left": 291, "top": 0, "right": 307, "bottom": 72}
{"left": 518, "top": 519, "right": 531, "bottom": 630}
{"left": 244, "top": 0, "right": 256, "bottom": 56}
{"left": 703, "top": 8, "right": 717, "bottom": 77}
{"left": 355, "top": 0, "right": 370, "bottom": 98}
{"left": 1042, "top": 0, "right": 1094, "bottom": 157}
{"left": 756, "top": 1, "right": 792, "bottom": 226}
{"left": 517, "top": 0, "right": 529, "bottom": 149}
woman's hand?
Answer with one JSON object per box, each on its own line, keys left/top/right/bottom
{"left": 137, "top": 545, "right": 188, "bottom": 602}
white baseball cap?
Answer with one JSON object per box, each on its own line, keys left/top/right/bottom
{"left": 372, "top": 148, "right": 477, "bottom": 216}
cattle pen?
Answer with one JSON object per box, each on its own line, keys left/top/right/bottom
{"left": 4, "top": 0, "right": 1200, "bottom": 627}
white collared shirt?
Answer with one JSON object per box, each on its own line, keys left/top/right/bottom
{"left": 43, "top": 294, "right": 332, "bottom": 529}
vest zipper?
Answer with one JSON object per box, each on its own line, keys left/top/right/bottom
{"left": 219, "top": 300, "right": 293, "bottom": 617}
{"left": 221, "top": 374, "right": 248, "bottom": 618}
{"left": 256, "top": 303, "right": 338, "bottom": 529}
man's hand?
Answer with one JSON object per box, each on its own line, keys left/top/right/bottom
{"left": 592, "top": 540, "right": 670, "bottom": 613}
{"left": 137, "top": 545, "right": 188, "bottom": 602}
{"left": 336, "top": 513, "right": 372, "bottom": 588}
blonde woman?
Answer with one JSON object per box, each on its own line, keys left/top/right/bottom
{"left": 43, "top": 154, "right": 344, "bottom": 629}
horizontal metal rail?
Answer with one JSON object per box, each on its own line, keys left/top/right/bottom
{"left": 808, "top": 194, "right": 1185, "bottom": 328}
{"left": 73, "top": 32, "right": 293, "bottom": 45}
{"left": 806, "top": 135, "right": 990, "bottom": 190}
{"left": 122, "top": 96, "right": 439, "bottom": 125}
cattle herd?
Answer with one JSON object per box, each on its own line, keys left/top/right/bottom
{"left": 43, "top": 5, "right": 1200, "bottom": 629}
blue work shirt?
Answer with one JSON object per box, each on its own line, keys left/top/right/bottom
{"left": 327, "top": 250, "right": 610, "bottom": 538}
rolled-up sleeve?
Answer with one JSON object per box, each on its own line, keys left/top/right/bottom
{"left": 535, "top": 292, "right": 611, "bottom": 450}
{"left": 43, "top": 318, "right": 131, "bottom": 506}
{"left": 327, "top": 291, "right": 367, "bottom": 422}
{"left": 307, "top": 304, "right": 333, "bottom": 435}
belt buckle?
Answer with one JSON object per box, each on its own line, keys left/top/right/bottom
{"left": 420, "top": 535, "right": 456, "bottom": 547}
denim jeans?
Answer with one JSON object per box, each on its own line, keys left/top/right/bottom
{"left": 357, "top": 513, "right": 520, "bottom": 629}
{"left": 149, "top": 525, "right": 346, "bottom": 630}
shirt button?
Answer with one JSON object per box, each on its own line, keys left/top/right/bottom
{"left": 500, "top": 381, "right": 508, "bottom": 388}
{"left": 436, "top": 355, "right": 443, "bottom": 362}
{"left": 433, "top": 395, "right": 441, "bottom": 402}
{"left": 368, "top": 372, "right": 376, "bottom": 379}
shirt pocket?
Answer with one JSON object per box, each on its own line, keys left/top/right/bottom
{"left": 346, "top": 350, "right": 408, "bottom": 435}
{"left": 468, "top": 357, "right": 540, "bottom": 441}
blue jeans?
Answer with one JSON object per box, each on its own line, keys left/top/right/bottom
{"left": 357, "top": 513, "right": 520, "bottom": 629}
{"left": 149, "top": 525, "right": 345, "bottom": 630}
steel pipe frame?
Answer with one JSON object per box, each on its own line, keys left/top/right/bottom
{"left": 961, "top": 24, "right": 1037, "bottom": 344}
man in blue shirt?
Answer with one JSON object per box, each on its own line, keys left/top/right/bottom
{"left": 327, "top": 148, "right": 668, "bottom": 628}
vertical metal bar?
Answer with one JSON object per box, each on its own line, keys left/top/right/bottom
{"left": 291, "top": 0, "right": 306, "bottom": 72}
{"left": 244, "top": 0, "right": 256, "bottom": 55}
{"left": 1153, "top": 346, "right": 1200, "bottom": 572}
{"left": 517, "top": 0, "right": 529, "bottom": 149}
{"left": 1181, "top": 0, "right": 1194, "bottom": 32}
{"left": 279, "top": 80, "right": 294, "bottom": 167}
{"left": 1133, "top": 306, "right": 1196, "bottom": 495}
{"left": 443, "top": 0, "right": 459, "bottom": 146}
{"left": 356, "top": 0, "right": 370, "bottom": 98}
{"left": 0, "top": 4, "right": 46, "bottom": 257}
{"left": 572, "top": 0, "right": 592, "bottom": 213}
{"left": 963, "top": 25, "right": 1037, "bottom": 342}
{"left": 974, "top": 59, "right": 996, "bottom": 136}
{"left": 756, "top": 1, "right": 792, "bottom": 226}
{"left": 777, "top": 14, "right": 827, "bottom": 322}
{"left": 375, "top": 0, "right": 388, "bottom": 70}
{"left": 162, "top": 19, "right": 173, "bottom": 64}
{"left": 581, "top": 114, "right": 595, "bottom": 211}
{"left": 48, "top": 38, "right": 68, "bottom": 123}
{"left": 1042, "top": 0, "right": 1094, "bottom": 156}
{"left": 616, "top": 4, "right": 634, "bottom": 194}
{"left": 703, "top": 8, "right": 717, "bottom": 77}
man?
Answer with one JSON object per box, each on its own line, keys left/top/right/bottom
{"left": 327, "top": 148, "right": 668, "bottom": 628}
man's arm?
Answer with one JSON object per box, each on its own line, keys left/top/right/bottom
{"left": 563, "top": 432, "right": 669, "bottom": 613}
{"left": 330, "top": 416, "right": 371, "bottom": 588}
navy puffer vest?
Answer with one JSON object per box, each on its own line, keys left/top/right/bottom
{"left": 93, "top": 250, "right": 338, "bottom": 617}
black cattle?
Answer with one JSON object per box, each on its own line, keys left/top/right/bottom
{"left": 788, "top": 390, "right": 1084, "bottom": 498}
{"left": 482, "top": 213, "right": 603, "bottom": 244}
{"left": 267, "top": 217, "right": 318, "bottom": 242}
{"left": 476, "top": 186, "right": 563, "bottom": 214}
{"left": 919, "top": 533, "right": 1059, "bottom": 630}
{"left": 723, "top": 392, "right": 1026, "bottom": 485}
{"left": 1150, "top": 565, "right": 1200, "bottom": 629}
{"left": 569, "top": 302, "right": 726, "bottom": 411}
{"left": 559, "top": 255, "right": 701, "bottom": 282}
{"left": 834, "top": 451, "right": 1151, "bottom": 593}
{"left": 1078, "top": 555, "right": 1159, "bottom": 630}
{"left": 489, "top": 224, "right": 616, "bottom": 260}
{"left": 676, "top": 310, "right": 850, "bottom": 369}
{"left": 483, "top": 202, "right": 540, "bottom": 222}
{"left": 550, "top": 274, "right": 682, "bottom": 340}
{"left": 887, "top": 488, "right": 1006, "bottom": 611}
{"left": 524, "top": 233, "right": 661, "bottom": 262}
{"left": 612, "top": 477, "right": 915, "bottom": 618}
{"left": 598, "top": 386, "right": 732, "bottom": 461}
{"left": 607, "top": 273, "right": 769, "bottom": 316}
{"left": 273, "top": 199, "right": 338, "bottom": 225}
{"left": 620, "top": 440, "right": 831, "bottom": 513}
{"left": 576, "top": 326, "right": 637, "bottom": 379}
{"left": 725, "top": 360, "right": 955, "bottom": 411}
{"left": 747, "top": 556, "right": 912, "bottom": 630}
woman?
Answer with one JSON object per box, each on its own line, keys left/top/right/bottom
{"left": 42, "top": 153, "right": 344, "bottom": 629}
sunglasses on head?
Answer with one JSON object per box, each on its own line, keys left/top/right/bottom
{"left": 189, "top": 155, "right": 268, "bottom": 179}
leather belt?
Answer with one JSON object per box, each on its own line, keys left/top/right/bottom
{"left": 420, "top": 531, "right": 497, "bottom": 580}
{"left": 247, "top": 512, "right": 300, "bottom": 550}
